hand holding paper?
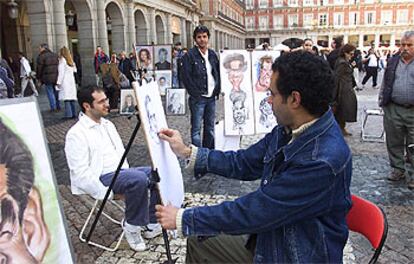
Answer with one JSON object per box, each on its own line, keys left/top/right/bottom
{"left": 158, "top": 128, "right": 191, "bottom": 159}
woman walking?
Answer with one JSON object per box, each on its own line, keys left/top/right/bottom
{"left": 57, "top": 46, "right": 78, "bottom": 119}
{"left": 333, "top": 44, "right": 358, "bottom": 136}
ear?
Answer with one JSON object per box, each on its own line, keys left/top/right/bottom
{"left": 82, "top": 102, "right": 91, "bottom": 112}
{"left": 22, "top": 187, "right": 50, "bottom": 262}
{"left": 290, "top": 91, "right": 302, "bottom": 108}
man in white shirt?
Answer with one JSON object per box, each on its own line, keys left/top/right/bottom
{"left": 64, "top": 86, "right": 161, "bottom": 251}
{"left": 18, "top": 52, "right": 38, "bottom": 97}
{"left": 361, "top": 48, "right": 379, "bottom": 89}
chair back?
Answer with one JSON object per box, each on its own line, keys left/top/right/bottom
{"left": 346, "top": 194, "right": 388, "bottom": 264}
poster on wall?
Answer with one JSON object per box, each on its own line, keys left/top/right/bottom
{"left": 135, "top": 45, "right": 154, "bottom": 70}
{"left": 154, "top": 45, "right": 172, "bottom": 70}
{"left": 155, "top": 70, "right": 172, "bottom": 96}
{"left": 132, "top": 81, "right": 184, "bottom": 207}
{"left": 0, "top": 97, "right": 74, "bottom": 263}
{"left": 220, "top": 50, "right": 255, "bottom": 135}
{"left": 119, "top": 89, "right": 137, "bottom": 115}
{"left": 251, "top": 50, "right": 280, "bottom": 134}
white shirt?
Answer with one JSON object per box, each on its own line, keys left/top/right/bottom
{"left": 20, "top": 57, "right": 32, "bottom": 78}
{"left": 368, "top": 54, "right": 378, "bottom": 67}
{"left": 199, "top": 48, "right": 216, "bottom": 97}
{"left": 65, "top": 113, "right": 129, "bottom": 199}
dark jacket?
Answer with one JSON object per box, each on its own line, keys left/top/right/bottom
{"left": 379, "top": 55, "right": 400, "bottom": 107}
{"left": 0, "top": 59, "right": 14, "bottom": 81}
{"left": 94, "top": 52, "right": 109, "bottom": 74}
{"left": 180, "top": 47, "right": 220, "bottom": 99}
{"left": 118, "top": 58, "right": 134, "bottom": 83}
{"left": 327, "top": 48, "right": 341, "bottom": 70}
{"left": 36, "top": 49, "right": 59, "bottom": 85}
{"left": 333, "top": 57, "right": 357, "bottom": 122}
{"left": 183, "top": 110, "right": 352, "bottom": 263}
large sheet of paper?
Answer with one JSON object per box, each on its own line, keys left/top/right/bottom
{"left": 133, "top": 81, "right": 184, "bottom": 207}
{"left": 251, "top": 50, "right": 280, "bottom": 134}
{"left": 0, "top": 97, "right": 74, "bottom": 263}
{"left": 220, "top": 50, "right": 255, "bottom": 136}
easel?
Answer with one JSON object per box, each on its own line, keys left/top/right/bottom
{"left": 86, "top": 67, "right": 177, "bottom": 264}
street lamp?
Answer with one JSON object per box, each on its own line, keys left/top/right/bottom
{"left": 7, "top": 0, "right": 19, "bottom": 19}
{"left": 65, "top": 10, "right": 75, "bottom": 27}
{"left": 106, "top": 15, "right": 112, "bottom": 31}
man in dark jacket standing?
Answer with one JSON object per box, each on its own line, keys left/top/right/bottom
{"left": 36, "top": 43, "right": 60, "bottom": 111}
{"left": 379, "top": 30, "right": 414, "bottom": 189}
{"left": 327, "top": 37, "right": 343, "bottom": 70}
{"left": 180, "top": 25, "right": 220, "bottom": 149}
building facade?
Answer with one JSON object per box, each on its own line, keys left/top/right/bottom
{"left": 0, "top": 0, "right": 204, "bottom": 85}
{"left": 245, "top": 0, "right": 414, "bottom": 49}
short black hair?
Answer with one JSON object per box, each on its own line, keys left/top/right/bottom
{"left": 193, "top": 25, "right": 210, "bottom": 40}
{"left": 77, "top": 86, "right": 105, "bottom": 112}
{"left": 272, "top": 51, "right": 334, "bottom": 117}
{"left": 159, "top": 48, "right": 168, "bottom": 54}
{"left": 0, "top": 119, "right": 35, "bottom": 224}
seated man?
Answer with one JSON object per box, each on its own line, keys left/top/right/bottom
{"left": 157, "top": 51, "right": 352, "bottom": 263}
{"left": 64, "top": 86, "right": 161, "bottom": 251}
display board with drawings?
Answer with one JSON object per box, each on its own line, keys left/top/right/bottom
{"left": 135, "top": 45, "right": 154, "bottom": 71}
{"left": 220, "top": 50, "right": 255, "bottom": 136}
{"left": 166, "top": 88, "right": 186, "bottom": 115}
{"left": 155, "top": 70, "right": 172, "bottom": 96}
{"left": 119, "top": 89, "right": 137, "bottom": 115}
{"left": 0, "top": 97, "right": 74, "bottom": 263}
{"left": 154, "top": 45, "right": 172, "bottom": 70}
{"left": 251, "top": 50, "right": 280, "bottom": 134}
{"left": 132, "top": 81, "right": 184, "bottom": 207}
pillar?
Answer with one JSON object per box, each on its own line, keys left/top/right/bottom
{"left": 148, "top": 8, "right": 156, "bottom": 44}
{"left": 358, "top": 33, "right": 364, "bottom": 49}
{"left": 127, "top": 1, "right": 136, "bottom": 47}
{"left": 374, "top": 33, "right": 380, "bottom": 48}
{"left": 53, "top": 0, "right": 68, "bottom": 51}
{"left": 180, "top": 18, "right": 187, "bottom": 48}
{"left": 390, "top": 33, "right": 396, "bottom": 47}
{"left": 96, "top": 0, "right": 109, "bottom": 53}
{"left": 166, "top": 13, "right": 173, "bottom": 44}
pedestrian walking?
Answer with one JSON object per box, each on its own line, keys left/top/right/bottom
{"left": 93, "top": 46, "right": 109, "bottom": 86}
{"left": 0, "top": 64, "right": 14, "bottom": 99}
{"left": 57, "top": 47, "right": 78, "bottom": 119}
{"left": 361, "top": 48, "right": 380, "bottom": 89}
{"left": 36, "top": 43, "right": 60, "bottom": 111}
{"left": 17, "top": 52, "right": 38, "bottom": 97}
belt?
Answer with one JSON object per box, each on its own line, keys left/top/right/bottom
{"left": 392, "top": 102, "right": 414, "bottom": 108}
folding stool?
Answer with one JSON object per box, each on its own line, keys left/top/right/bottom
{"left": 361, "top": 107, "right": 385, "bottom": 142}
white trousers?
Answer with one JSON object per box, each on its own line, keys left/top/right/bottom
{"left": 21, "top": 77, "right": 38, "bottom": 96}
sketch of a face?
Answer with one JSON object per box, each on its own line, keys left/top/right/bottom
{"left": 125, "top": 95, "right": 133, "bottom": 107}
{"left": 256, "top": 56, "right": 273, "bottom": 92}
{"left": 259, "top": 95, "right": 275, "bottom": 128}
{"left": 0, "top": 120, "right": 50, "bottom": 264}
{"left": 139, "top": 49, "right": 151, "bottom": 67}
{"left": 158, "top": 77, "right": 166, "bottom": 87}
{"left": 223, "top": 54, "right": 247, "bottom": 92}
{"left": 158, "top": 49, "right": 168, "bottom": 63}
{"left": 233, "top": 100, "right": 247, "bottom": 126}
{"left": 144, "top": 95, "right": 160, "bottom": 143}
{"left": 228, "top": 70, "right": 244, "bottom": 91}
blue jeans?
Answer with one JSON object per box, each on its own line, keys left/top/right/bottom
{"left": 45, "top": 84, "right": 60, "bottom": 110}
{"left": 64, "top": 100, "right": 77, "bottom": 118}
{"left": 100, "top": 167, "right": 157, "bottom": 226}
{"left": 189, "top": 96, "right": 215, "bottom": 149}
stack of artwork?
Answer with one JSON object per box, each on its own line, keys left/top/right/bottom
{"left": 135, "top": 45, "right": 172, "bottom": 96}
{"left": 220, "top": 50, "right": 280, "bottom": 135}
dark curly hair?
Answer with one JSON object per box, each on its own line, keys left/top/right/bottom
{"left": 272, "top": 51, "right": 334, "bottom": 116}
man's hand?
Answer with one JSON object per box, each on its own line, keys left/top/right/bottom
{"left": 155, "top": 204, "right": 179, "bottom": 230}
{"left": 158, "top": 128, "right": 191, "bottom": 159}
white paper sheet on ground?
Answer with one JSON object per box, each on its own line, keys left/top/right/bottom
{"left": 251, "top": 50, "right": 280, "bottom": 134}
{"left": 220, "top": 50, "right": 255, "bottom": 136}
{"left": 133, "top": 81, "right": 184, "bottom": 207}
{"left": 214, "top": 120, "right": 241, "bottom": 151}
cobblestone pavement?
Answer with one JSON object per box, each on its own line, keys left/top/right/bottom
{"left": 35, "top": 79, "right": 413, "bottom": 263}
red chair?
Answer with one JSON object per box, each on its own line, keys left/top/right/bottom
{"left": 346, "top": 194, "right": 388, "bottom": 264}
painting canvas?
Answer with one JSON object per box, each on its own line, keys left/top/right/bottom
{"left": 0, "top": 97, "right": 74, "bottom": 263}
{"left": 166, "top": 88, "right": 186, "bottom": 115}
{"left": 220, "top": 50, "right": 255, "bottom": 135}
{"left": 119, "top": 89, "right": 137, "bottom": 115}
{"left": 251, "top": 50, "right": 280, "bottom": 134}
{"left": 135, "top": 45, "right": 154, "bottom": 71}
{"left": 155, "top": 70, "right": 172, "bottom": 96}
{"left": 154, "top": 45, "right": 172, "bottom": 70}
{"left": 132, "top": 81, "right": 184, "bottom": 207}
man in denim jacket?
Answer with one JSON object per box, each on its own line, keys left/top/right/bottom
{"left": 157, "top": 51, "right": 352, "bottom": 263}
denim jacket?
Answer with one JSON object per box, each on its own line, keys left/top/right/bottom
{"left": 180, "top": 46, "right": 221, "bottom": 99}
{"left": 181, "top": 110, "right": 352, "bottom": 263}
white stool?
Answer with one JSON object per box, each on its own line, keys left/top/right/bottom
{"left": 79, "top": 196, "right": 125, "bottom": 251}
{"left": 361, "top": 108, "right": 385, "bottom": 142}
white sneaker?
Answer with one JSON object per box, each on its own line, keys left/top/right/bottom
{"left": 122, "top": 220, "right": 146, "bottom": 251}
{"left": 143, "top": 223, "right": 162, "bottom": 239}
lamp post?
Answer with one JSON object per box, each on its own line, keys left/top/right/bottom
{"left": 7, "top": 0, "right": 19, "bottom": 19}
{"left": 106, "top": 15, "right": 112, "bottom": 31}
{"left": 65, "top": 10, "right": 75, "bottom": 27}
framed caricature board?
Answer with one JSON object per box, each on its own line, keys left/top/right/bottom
{"left": 135, "top": 45, "right": 154, "bottom": 71}
{"left": 165, "top": 88, "right": 186, "bottom": 115}
{"left": 0, "top": 97, "right": 74, "bottom": 263}
{"left": 155, "top": 70, "right": 172, "bottom": 96}
{"left": 220, "top": 50, "right": 255, "bottom": 136}
{"left": 251, "top": 50, "right": 280, "bottom": 134}
{"left": 132, "top": 81, "right": 184, "bottom": 207}
{"left": 154, "top": 45, "right": 172, "bottom": 70}
{"left": 119, "top": 89, "right": 137, "bottom": 115}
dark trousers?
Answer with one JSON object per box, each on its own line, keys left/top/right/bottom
{"left": 189, "top": 96, "right": 216, "bottom": 149}
{"left": 100, "top": 167, "right": 157, "bottom": 226}
{"left": 362, "top": 66, "right": 378, "bottom": 87}
{"left": 186, "top": 235, "right": 253, "bottom": 263}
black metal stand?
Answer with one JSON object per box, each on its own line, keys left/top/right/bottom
{"left": 86, "top": 73, "right": 176, "bottom": 264}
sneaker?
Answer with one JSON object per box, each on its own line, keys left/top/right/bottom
{"left": 122, "top": 220, "right": 146, "bottom": 251}
{"left": 387, "top": 170, "right": 405, "bottom": 181}
{"left": 143, "top": 223, "right": 162, "bottom": 239}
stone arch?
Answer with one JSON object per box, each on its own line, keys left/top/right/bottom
{"left": 105, "top": 1, "right": 126, "bottom": 53}
{"left": 155, "top": 14, "right": 166, "bottom": 44}
{"left": 134, "top": 8, "right": 148, "bottom": 45}
{"left": 67, "top": 0, "right": 96, "bottom": 86}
